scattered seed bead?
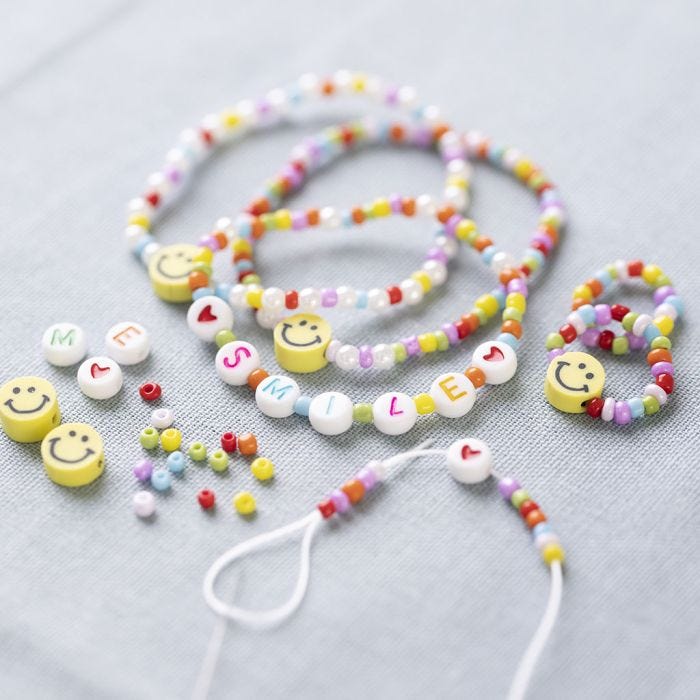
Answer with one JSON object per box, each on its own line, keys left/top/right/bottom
{"left": 198, "top": 489, "right": 216, "bottom": 509}
{"left": 166, "top": 451, "right": 185, "bottom": 474}
{"left": 160, "top": 427, "right": 182, "bottom": 452}
{"left": 220, "top": 431, "right": 237, "bottom": 452}
{"left": 139, "top": 381, "right": 162, "bottom": 401}
{"left": 237, "top": 432, "right": 258, "bottom": 455}
{"left": 208, "top": 449, "right": 229, "bottom": 472}
{"left": 151, "top": 407, "right": 174, "bottom": 429}
{"left": 133, "top": 490, "right": 156, "bottom": 518}
{"left": 188, "top": 441, "right": 207, "bottom": 461}
{"left": 250, "top": 457, "right": 274, "bottom": 481}
{"left": 233, "top": 491, "right": 256, "bottom": 515}
{"left": 151, "top": 469, "right": 172, "bottom": 491}
{"left": 140, "top": 426, "right": 159, "bottom": 449}
{"left": 133, "top": 459, "right": 154, "bottom": 481}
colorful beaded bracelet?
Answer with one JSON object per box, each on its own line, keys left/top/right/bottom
{"left": 544, "top": 260, "right": 682, "bottom": 424}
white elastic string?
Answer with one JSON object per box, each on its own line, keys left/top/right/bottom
{"left": 507, "top": 561, "right": 563, "bottom": 700}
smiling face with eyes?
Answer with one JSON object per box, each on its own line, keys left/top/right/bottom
{"left": 273, "top": 314, "right": 332, "bottom": 373}
{"left": 41, "top": 422, "right": 105, "bottom": 487}
{"left": 545, "top": 351, "right": 606, "bottom": 413}
{"left": 148, "top": 243, "right": 201, "bottom": 302}
{"left": 0, "top": 376, "right": 60, "bottom": 443}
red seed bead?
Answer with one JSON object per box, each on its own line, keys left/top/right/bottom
{"left": 341, "top": 479, "right": 365, "bottom": 504}
{"left": 519, "top": 500, "right": 540, "bottom": 518}
{"left": 656, "top": 373, "right": 674, "bottom": 394}
{"left": 598, "top": 330, "right": 614, "bottom": 350}
{"left": 145, "top": 191, "right": 160, "bottom": 208}
{"left": 387, "top": 286, "right": 402, "bottom": 305}
{"left": 200, "top": 128, "right": 214, "bottom": 146}
{"left": 238, "top": 432, "right": 258, "bottom": 455}
{"left": 139, "top": 382, "right": 162, "bottom": 401}
{"left": 559, "top": 323, "right": 577, "bottom": 343}
{"left": 610, "top": 304, "right": 630, "bottom": 322}
{"left": 248, "top": 197, "right": 270, "bottom": 216}
{"left": 220, "top": 432, "right": 237, "bottom": 453}
{"left": 586, "top": 397, "right": 605, "bottom": 418}
{"left": 317, "top": 499, "right": 336, "bottom": 519}
{"left": 525, "top": 510, "right": 547, "bottom": 528}
{"left": 285, "top": 290, "right": 299, "bottom": 309}
{"left": 454, "top": 319, "right": 470, "bottom": 339}
{"left": 197, "top": 489, "right": 216, "bottom": 510}
{"left": 627, "top": 260, "right": 644, "bottom": 277}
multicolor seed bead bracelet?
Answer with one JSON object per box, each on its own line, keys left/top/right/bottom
{"left": 544, "top": 260, "right": 682, "bottom": 423}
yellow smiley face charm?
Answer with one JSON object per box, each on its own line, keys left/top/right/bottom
{"left": 273, "top": 314, "right": 332, "bottom": 374}
{"left": 0, "top": 376, "right": 61, "bottom": 443}
{"left": 545, "top": 351, "right": 606, "bottom": 413}
{"left": 41, "top": 422, "right": 105, "bottom": 487}
{"left": 148, "top": 243, "right": 200, "bottom": 302}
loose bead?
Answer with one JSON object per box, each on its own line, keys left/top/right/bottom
{"left": 160, "top": 427, "right": 182, "bottom": 452}
{"left": 220, "top": 432, "right": 237, "bottom": 452}
{"left": 151, "top": 407, "right": 174, "bottom": 429}
{"left": 188, "top": 441, "right": 207, "bottom": 461}
{"left": 233, "top": 491, "right": 256, "bottom": 515}
{"left": 133, "top": 459, "right": 154, "bottom": 481}
{"left": 133, "top": 491, "right": 156, "bottom": 518}
{"left": 238, "top": 432, "right": 258, "bottom": 455}
{"left": 208, "top": 449, "right": 229, "bottom": 472}
{"left": 151, "top": 469, "right": 172, "bottom": 491}
{"left": 166, "top": 451, "right": 185, "bottom": 474}
{"left": 140, "top": 426, "right": 159, "bottom": 450}
{"left": 198, "top": 489, "right": 216, "bottom": 509}
{"left": 251, "top": 457, "right": 275, "bottom": 481}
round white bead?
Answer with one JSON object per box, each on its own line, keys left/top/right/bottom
{"left": 422, "top": 104, "right": 442, "bottom": 124}
{"left": 447, "top": 158, "right": 472, "bottom": 179}
{"left": 643, "top": 383, "right": 668, "bottom": 405}
{"left": 255, "top": 307, "right": 283, "bottom": 330}
{"left": 490, "top": 251, "right": 517, "bottom": 273}
{"left": 422, "top": 260, "right": 448, "bottom": 286}
{"left": 186, "top": 296, "right": 234, "bottom": 342}
{"left": 367, "top": 288, "right": 390, "bottom": 311}
{"left": 126, "top": 197, "right": 152, "bottom": 216}
{"left": 655, "top": 303, "right": 678, "bottom": 321}
{"left": 228, "top": 284, "right": 250, "bottom": 308}
{"left": 255, "top": 375, "right": 300, "bottom": 418}
{"left": 151, "top": 408, "right": 174, "bottom": 429}
{"left": 335, "top": 344, "right": 359, "bottom": 371}
{"left": 320, "top": 206, "right": 341, "bottom": 228}
{"left": 566, "top": 312, "right": 587, "bottom": 335}
{"left": 446, "top": 438, "right": 493, "bottom": 484}
{"left": 336, "top": 285, "right": 358, "bottom": 308}
{"left": 133, "top": 490, "right": 156, "bottom": 518}
{"left": 470, "top": 341, "right": 518, "bottom": 385}
{"left": 77, "top": 356, "right": 123, "bottom": 400}
{"left": 397, "top": 85, "right": 418, "bottom": 108}
{"left": 372, "top": 344, "right": 395, "bottom": 370}
{"left": 614, "top": 259, "right": 629, "bottom": 281}
{"left": 298, "top": 72, "right": 319, "bottom": 96}
{"left": 399, "top": 278, "right": 424, "bottom": 306}
{"left": 42, "top": 323, "right": 87, "bottom": 367}
{"left": 325, "top": 339, "right": 342, "bottom": 362}
{"left": 124, "top": 224, "right": 149, "bottom": 251}
{"left": 435, "top": 234, "right": 458, "bottom": 259}
{"left": 308, "top": 392, "right": 354, "bottom": 435}
{"left": 298, "top": 288, "right": 321, "bottom": 311}
{"left": 632, "top": 314, "right": 653, "bottom": 337}
{"left": 502, "top": 149, "right": 522, "bottom": 168}
{"left": 416, "top": 194, "right": 436, "bottom": 216}
{"left": 215, "top": 341, "right": 260, "bottom": 385}
{"left": 372, "top": 392, "right": 418, "bottom": 435}
{"left": 105, "top": 322, "right": 150, "bottom": 365}
{"left": 214, "top": 217, "right": 234, "bottom": 236}
{"left": 444, "top": 185, "right": 468, "bottom": 211}
{"left": 430, "top": 373, "right": 477, "bottom": 418}
{"left": 147, "top": 171, "right": 172, "bottom": 197}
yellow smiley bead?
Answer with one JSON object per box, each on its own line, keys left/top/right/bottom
{"left": 0, "top": 376, "right": 61, "bottom": 443}
{"left": 544, "top": 351, "right": 606, "bottom": 413}
{"left": 273, "top": 313, "right": 332, "bottom": 374}
{"left": 233, "top": 491, "right": 257, "bottom": 516}
{"left": 160, "top": 428, "right": 182, "bottom": 452}
{"left": 41, "top": 422, "right": 105, "bottom": 487}
{"left": 250, "top": 457, "right": 275, "bottom": 481}
{"left": 148, "top": 243, "right": 201, "bottom": 302}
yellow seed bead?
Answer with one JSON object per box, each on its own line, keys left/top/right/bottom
{"left": 506, "top": 292, "right": 527, "bottom": 313}
{"left": 193, "top": 247, "right": 213, "bottom": 264}
{"left": 475, "top": 294, "right": 499, "bottom": 317}
{"left": 411, "top": 270, "right": 432, "bottom": 293}
{"left": 233, "top": 491, "right": 256, "bottom": 516}
{"left": 642, "top": 264, "right": 663, "bottom": 285}
{"left": 541, "top": 542, "right": 566, "bottom": 565}
{"left": 351, "top": 75, "right": 366, "bottom": 91}
{"left": 371, "top": 198, "right": 391, "bottom": 217}
{"left": 654, "top": 315, "right": 674, "bottom": 336}
{"left": 128, "top": 213, "right": 150, "bottom": 229}
{"left": 417, "top": 333, "right": 438, "bottom": 353}
{"left": 413, "top": 393, "right": 435, "bottom": 415}
{"left": 232, "top": 238, "right": 252, "bottom": 254}
{"left": 273, "top": 209, "right": 292, "bottom": 230}
{"left": 455, "top": 218, "right": 477, "bottom": 241}
{"left": 250, "top": 457, "right": 275, "bottom": 481}
{"left": 222, "top": 111, "right": 241, "bottom": 128}
{"left": 160, "top": 428, "right": 182, "bottom": 453}
{"left": 572, "top": 285, "right": 593, "bottom": 302}
{"left": 446, "top": 175, "right": 468, "bottom": 189}
{"left": 246, "top": 288, "right": 263, "bottom": 309}
{"left": 514, "top": 159, "right": 535, "bottom": 180}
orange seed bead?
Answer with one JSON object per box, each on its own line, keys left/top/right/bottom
{"left": 465, "top": 366, "right": 486, "bottom": 388}
{"left": 341, "top": 479, "right": 365, "bottom": 504}
{"left": 647, "top": 348, "right": 672, "bottom": 365}
{"left": 501, "top": 320, "right": 523, "bottom": 339}
{"left": 525, "top": 510, "right": 547, "bottom": 528}
{"left": 188, "top": 270, "right": 209, "bottom": 291}
{"left": 247, "top": 369, "right": 269, "bottom": 390}
{"left": 401, "top": 198, "right": 416, "bottom": 216}
{"left": 436, "top": 205, "right": 456, "bottom": 224}
{"left": 473, "top": 235, "right": 493, "bottom": 252}
{"left": 585, "top": 278, "right": 603, "bottom": 297}
{"left": 237, "top": 432, "right": 258, "bottom": 455}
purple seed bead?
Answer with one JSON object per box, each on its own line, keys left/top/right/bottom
{"left": 330, "top": 488, "right": 351, "bottom": 514}
{"left": 414, "top": 126, "right": 433, "bottom": 147}
{"left": 498, "top": 477, "right": 521, "bottom": 500}
{"left": 134, "top": 459, "right": 154, "bottom": 482}
{"left": 651, "top": 361, "right": 674, "bottom": 377}
{"left": 389, "top": 193, "right": 403, "bottom": 213}
{"left": 581, "top": 328, "right": 601, "bottom": 347}
{"left": 507, "top": 278, "right": 528, "bottom": 297}
{"left": 385, "top": 86, "right": 399, "bottom": 105}
{"left": 256, "top": 98, "right": 271, "bottom": 116}
{"left": 595, "top": 304, "right": 612, "bottom": 325}
{"left": 291, "top": 211, "right": 307, "bottom": 230}
{"left": 358, "top": 345, "right": 373, "bottom": 369}
{"left": 653, "top": 286, "right": 675, "bottom": 305}
{"left": 321, "top": 288, "right": 337, "bottom": 308}
{"left": 357, "top": 466, "right": 377, "bottom": 491}
{"left": 164, "top": 165, "right": 182, "bottom": 185}
{"left": 531, "top": 233, "right": 553, "bottom": 252}
{"left": 402, "top": 336, "right": 421, "bottom": 356}
{"left": 442, "top": 146, "right": 465, "bottom": 163}
{"left": 613, "top": 401, "right": 632, "bottom": 425}
{"left": 441, "top": 322, "right": 459, "bottom": 345}
{"left": 547, "top": 348, "right": 565, "bottom": 361}
{"left": 426, "top": 247, "right": 449, "bottom": 265}
{"left": 445, "top": 214, "right": 462, "bottom": 236}
{"left": 626, "top": 332, "right": 647, "bottom": 350}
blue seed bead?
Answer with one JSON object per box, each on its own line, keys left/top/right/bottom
{"left": 166, "top": 451, "right": 185, "bottom": 474}
{"left": 133, "top": 234, "right": 155, "bottom": 258}
{"left": 643, "top": 324, "right": 661, "bottom": 342}
{"left": 491, "top": 288, "right": 506, "bottom": 309}
{"left": 664, "top": 295, "right": 684, "bottom": 317}
{"left": 481, "top": 246, "right": 497, "bottom": 265}
{"left": 341, "top": 211, "right": 353, "bottom": 227}
{"left": 355, "top": 291, "right": 368, "bottom": 309}
{"left": 236, "top": 219, "right": 252, "bottom": 237}
{"left": 525, "top": 248, "right": 545, "bottom": 266}
{"left": 594, "top": 269, "right": 612, "bottom": 288}
{"left": 192, "top": 287, "right": 215, "bottom": 300}
{"left": 151, "top": 469, "right": 172, "bottom": 491}
{"left": 237, "top": 259, "right": 254, "bottom": 272}
{"left": 498, "top": 332, "right": 520, "bottom": 350}
{"left": 215, "top": 283, "right": 232, "bottom": 300}
{"left": 578, "top": 305, "right": 596, "bottom": 325}
{"left": 628, "top": 397, "right": 645, "bottom": 419}
{"left": 532, "top": 522, "right": 552, "bottom": 539}
{"left": 294, "top": 396, "right": 312, "bottom": 417}
{"left": 488, "top": 145, "right": 506, "bottom": 165}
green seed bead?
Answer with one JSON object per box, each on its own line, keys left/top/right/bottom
{"left": 651, "top": 336, "right": 672, "bottom": 350}
{"left": 269, "top": 181, "right": 284, "bottom": 198}
{"left": 208, "top": 449, "right": 229, "bottom": 472}
{"left": 140, "top": 426, "right": 159, "bottom": 450}
{"left": 243, "top": 274, "right": 261, "bottom": 285}
{"left": 546, "top": 332, "right": 565, "bottom": 350}
{"left": 529, "top": 173, "right": 546, "bottom": 191}
{"left": 622, "top": 312, "right": 639, "bottom": 332}
{"left": 654, "top": 274, "right": 671, "bottom": 288}
{"left": 523, "top": 255, "right": 540, "bottom": 271}
{"left": 191, "top": 262, "right": 212, "bottom": 276}
{"left": 503, "top": 307, "right": 523, "bottom": 322}
{"left": 363, "top": 204, "right": 374, "bottom": 218}
{"left": 393, "top": 343, "right": 408, "bottom": 363}
{"left": 353, "top": 403, "right": 373, "bottom": 423}
{"left": 215, "top": 329, "right": 237, "bottom": 348}
{"left": 642, "top": 395, "right": 660, "bottom": 415}
{"left": 612, "top": 336, "right": 629, "bottom": 355}
{"left": 465, "top": 228, "right": 479, "bottom": 245}
{"left": 473, "top": 307, "right": 489, "bottom": 325}
{"left": 188, "top": 441, "right": 207, "bottom": 461}
{"left": 605, "top": 263, "right": 618, "bottom": 279}
{"left": 511, "top": 489, "right": 530, "bottom": 509}
{"left": 434, "top": 331, "right": 450, "bottom": 352}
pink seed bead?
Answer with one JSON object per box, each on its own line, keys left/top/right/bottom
{"left": 651, "top": 361, "right": 674, "bottom": 377}
{"left": 498, "top": 477, "right": 521, "bottom": 500}
{"left": 594, "top": 304, "right": 612, "bottom": 325}
{"left": 581, "top": 328, "right": 600, "bottom": 347}
{"left": 547, "top": 348, "right": 565, "bottom": 361}
{"left": 357, "top": 466, "right": 377, "bottom": 491}
{"left": 330, "top": 488, "right": 350, "bottom": 514}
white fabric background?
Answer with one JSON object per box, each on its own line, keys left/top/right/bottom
{"left": 1, "top": 1, "right": 699, "bottom": 698}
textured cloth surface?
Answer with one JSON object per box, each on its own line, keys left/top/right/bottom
{"left": 1, "top": 2, "right": 699, "bottom": 698}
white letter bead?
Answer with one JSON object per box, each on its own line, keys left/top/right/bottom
{"left": 446, "top": 438, "right": 493, "bottom": 484}
{"left": 77, "top": 356, "right": 123, "bottom": 400}
{"left": 105, "top": 322, "right": 150, "bottom": 365}
{"left": 255, "top": 375, "right": 300, "bottom": 418}
{"left": 470, "top": 341, "right": 518, "bottom": 385}
{"left": 215, "top": 341, "right": 260, "bottom": 385}
{"left": 308, "top": 392, "right": 354, "bottom": 435}
{"left": 186, "top": 296, "right": 234, "bottom": 342}
{"left": 372, "top": 392, "right": 418, "bottom": 435}
{"left": 42, "top": 323, "right": 87, "bottom": 367}
{"left": 430, "top": 373, "right": 477, "bottom": 418}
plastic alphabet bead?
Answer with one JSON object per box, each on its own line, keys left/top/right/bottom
{"left": 148, "top": 243, "right": 201, "bottom": 302}
{"left": 429, "top": 373, "right": 477, "bottom": 418}
{"left": 77, "top": 356, "right": 123, "bottom": 400}
{"left": 273, "top": 314, "right": 332, "bottom": 374}
{"left": 42, "top": 322, "right": 87, "bottom": 367}
{"left": 139, "top": 382, "right": 162, "bottom": 401}
{"left": 215, "top": 341, "right": 260, "bottom": 385}
{"left": 0, "top": 376, "right": 61, "bottom": 443}
{"left": 208, "top": 449, "right": 229, "bottom": 472}
{"left": 133, "top": 459, "right": 154, "bottom": 481}
{"left": 198, "top": 489, "right": 216, "bottom": 509}
{"left": 545, "top": 351, "right": 606, "bottom": 413}
{"left": 105, "top": 322, "right": 150, "bottom": 365}
{"left": 160, "top": 427, "right": 182, "bottom": 452}
{"left": 237, "top": 432, "right": 258, "bottom": 455}
{"left": 166, "top": 451, "right": 185, "bottom": 474}
{"left": 151, "top": 407, "right": 174, "bottom": 429}
{"left": 188, "top": 442, "right": 208, "bottom": 461}
{"left": 187, "top": 295, "right": 234, "bottom": 342}
{"left": 140, "top": 426, "right": 159, "bottom": 449}
{"left": 233, "top": 491, "right": 257, "bottom": 515}
{"left": 220, "top": 432, "right": 237, "bottom": 452}
{"left": 250, "top": 457, "right": 275, "bottom": 481}
{"left": 133, "top": 490, "right": 156, "bottom": 518}
{"left": 41, "top": 422, "right": 105, "bottom": 487}
{"left": 151, "top": 469, "right": 172, "bottom": 491}
{"left": 446, "top": 438, "right": 493, "bottom": 484}
{"left": 308, "top": 391, "right": 354, "bottom": 435}
{"left": 255, "top": 375, "right": 301, "bottom": 418}
{"left": 372, "top": 392, "right": 418, "bottom": 435}
{"left": 470, "top": 341, "right": 518, "bottom": 385}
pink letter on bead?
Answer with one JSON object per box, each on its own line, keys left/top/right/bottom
{"left": 389, "top": 396, "right": 404, "bottom": 416}
{"left": 223, "top": 345, "right": 252, "bottom": 369}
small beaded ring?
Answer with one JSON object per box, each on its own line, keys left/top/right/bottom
{"left": 544, "top": 260, "right": 682, "bottom": 424}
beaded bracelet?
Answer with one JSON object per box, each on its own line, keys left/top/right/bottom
{"left": 544, "top": 260, "right": 682, "bottom": 424}
{"left": 200, "top": 439, "right": 564, "bottom": 700}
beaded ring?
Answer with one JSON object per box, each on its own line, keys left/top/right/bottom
{"left": 200, "top": 439, "right": 564, "bottom": 700}
{"left": 543, "top": 260, "right": 682, "bottom": 424}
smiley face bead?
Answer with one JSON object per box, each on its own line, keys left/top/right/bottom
{"left": 0, "top": 376, "right": 61, "bottom": 443}
{"left": 41, "top": 422, "right": 105, "bottom": 487}
{"left": 273, "top": 314, "right": 332, "bottom": 374}
{"left": 545, "top": 351, "right": 606, "bottom": 413}
{"left": 148, "top": 243, "right": 200, "bottom": 302}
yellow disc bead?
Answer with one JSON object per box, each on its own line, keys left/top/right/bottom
{"left": 541, "top": 542, "right": 566, "bottom": 565}
{"left": 506, "top": 292, "right": 527, "bottom": 313}
{"left": 274, "top": 209, "right": 292, "bottom": 229}
{"left": 128, "top": 213, "right": 150, "bottom": 229}
{"left": 250, "top": 457, "right": 275, "bottom": 481}
{"left": 193, "top": 247, "right": 213, "bottom": 264}
{"left": 233, "top": 491, "right": 257, "bottom": 516}
{"left": 544, "top": 351, "right": 605, "bottom": 413}
{"left": 572, "top": 285, "right": 593, "bottom": 302}
{"left": 417, "top": 333, "right": 438, "bottom": 353}
{"left": 475, "top": 294, "right": 499, "bottom": 317}
{"left": 41, "top": 422, "right": 105, "bottom": 487}
{"left": 642, "top": 264, "right": 663, "bottom": 285}
{"left": 411, "top": 271, "right": 432, "bottom": 293}
{"left": 413, "top": 393, "right": 435, "bottom": 415}
{"left": 654, "top": 315, "right": 674, "bottom": 336}
{"left": 148, "top": 243, "right": 201, "bottom": 302}
{"left": 0, "top": 376, "right": 61, "bottom": 443}
{"left": 160, "top": 428, "right": 182, "bottom": 452}
{"left": 455, "top": 219, "right": 477, "bottom": 242}
{"left": 371, "top": 198, "right": 391, "bottom": 217}
{"left": 245, "top": 288, "right": 263, "bottom": 309}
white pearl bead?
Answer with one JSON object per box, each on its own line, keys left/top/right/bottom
{"left": 372, "top": 344, "right": 395, "bottom": 370}
{"left": 186, "top": 297, "right": 234, "bottom": 343}
{"left": 632, "top": 314, "right": 653, "bottom": 337}
{"left": 147, "top": 171, "right": 172, "bottom": 197}
{"left": 614, "top": 259, "right": 629, "bottom": 281}
{"left": 266, "top": 88, "right": 288, "bottom": 116}
{"left": 416, "top": 194, "right": 436, "bottom": 216}
{"left": 308, "top": 392, "right": 354, "bottom": 435}
{"left": 215, "top": 341, "right": 261, "bottom": 385}
{"left": 365, "top": 459, "right": 388, "bottom": 481}
{"left": 298, "top": 72, "right": 319, "bottom": 96}
{"left": 397, "top": 85, "right": 418, "bottom": 108}
{"left": 166, "top": 147, "right": 190, "bottom": 172}
{"left": 655, "top": 303, "right": 677, "bottom": 321}
{"left": 367, "top": 288, "right": 390, "bottom": 311}
{"left": 372, "top": 392, "right": 418, "bottom": 435}
{"left": 140, "top": 241, "right": 161, "bottom": 265}
{"left": 179, "top": 128, "right": 207, "bottom": 159}
{"left": 235, "top": 99, "right": 257, "bottom": 127}
{"left": 124, "top": 225, "right": 148, "bottom": 251}
{"left": 262, "top": 287, "right": 285, "bottom": 311}
{"left": 255, "top": 307, "right": 283, "bottom": 330}
{"left": 400, "top": 278, "right": 424, "bottom": 305}
{"left": 464, "top": 130, "right": 485, "bottom": 152}
{"left": 489, "top": 251, "right": 517, "bottom": 273}
{"left": 434, "top": 235, "right": 458, "bottom": 259}
{"left": 444, "top": 186, "right": 468, "bottom": 211}
{"left": 133, "top": 490, "right": 156, "bottom": 518}
{"left": 325, "top": 339, "right": 341, "bottom": 362}
{"left": 151, "top": 408, "right": 174, "bottom": 429}
{"left": 422, "top": 104, "right": 442, "bottom": 124}
{"left": 332, "top": 69, "right": 353, "bottom": 91}
{"left": 502, "top": 148, "right": 522, "bottom": 168}
{"left": 201, "top": 113, "right": 224, "bottom": 140}
{"left": 336, "top": 285, "right": 358, "bottom": 308}
{"left": 439, "top": 130, "right": 460, "bottom": 149}
{"left": 42, "top": 323, "right": 87, "bottom": 367}
{"left": 105, "top": 322, "right": 150, "bottom": 365}
{"left": 215, "top": 217, "right": 234, "bottom": 236}
{"left": 365, "top": 76, "right": 383, "bottom": 98}
{"left": 77, "top": 356, "right": 123, "bottom": 400}
{"left": 446, "top": 439, "right": 493, "bottom": 484}
{"left": 298, "top": 288, "right": 321, "bottom": 311}
{"left": 566, "top": 312, "right": 587, "bottom": 335}
{"left": 127, "top": 197, "right": 153, "bottom": 216}
{"left": 335, "top": 344, "right": 359, "bottom": 371}
{"left": 470, "top": 341, "right": 518, "bottom": 385}
{"left": 422, "top": 260, "right": 447, "bottom": 286}
{"left": 430, "top": 373, "right": 477, "bottom": 418}
{"left": 447, "top": 158, "right": 473, "bottom": 179}
{"left": 320, "top": 206, "right": 341, "bottom": 228}
{"left": 255, "top": 375, "right": 300, "bottom": 418}
{"left": 228, "top": 284, "right": 250, "bottom": 308}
